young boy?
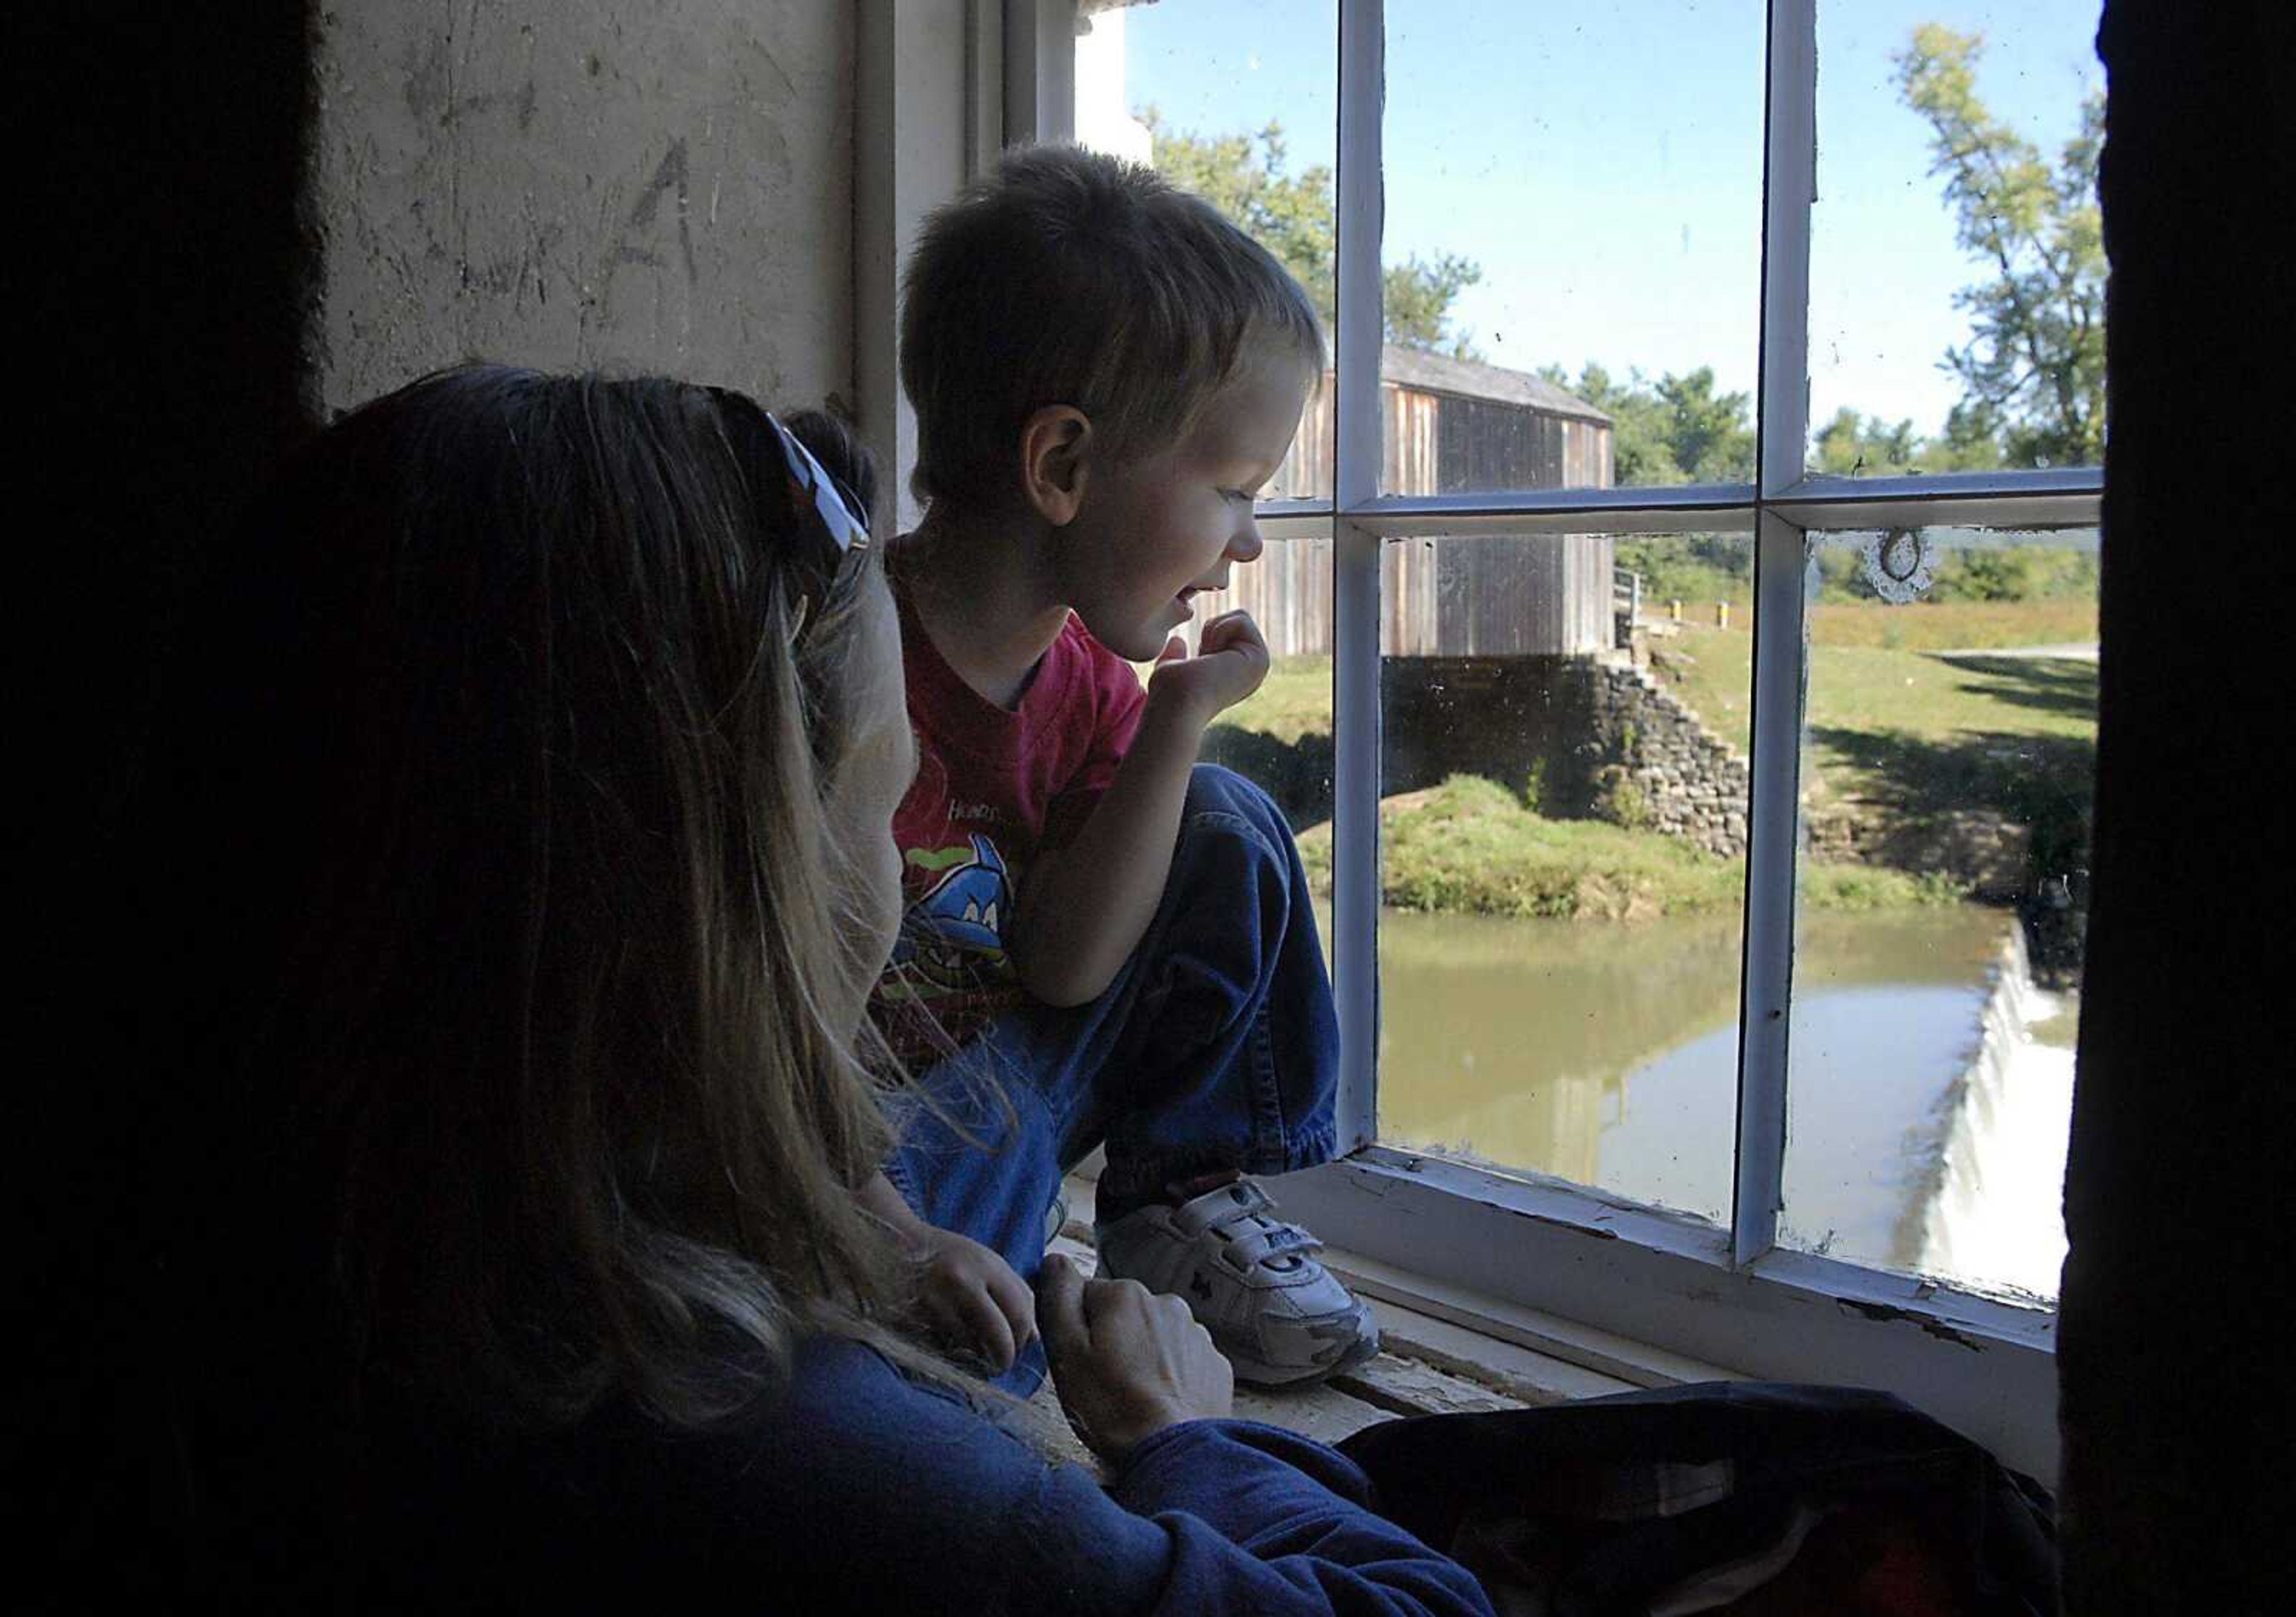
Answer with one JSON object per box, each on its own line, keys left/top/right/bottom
{"left": 856, "top": 144, "right": 1374, "bottom": 1391}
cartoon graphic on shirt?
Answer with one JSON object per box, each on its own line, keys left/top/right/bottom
{"left": 887, "top": 834, "right": 1016, "bottom": 999}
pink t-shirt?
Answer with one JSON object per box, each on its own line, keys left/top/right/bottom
{"left": 871, "top": 573, "right": 1147, "bottom": 1061}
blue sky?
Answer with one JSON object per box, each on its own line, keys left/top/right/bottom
{"left": 1089, "top": 1, "right": 2103, "bottom": 442}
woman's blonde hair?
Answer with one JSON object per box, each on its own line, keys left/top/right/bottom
{"left": 151, "top": 366, "right": 947, "bottom": 1433}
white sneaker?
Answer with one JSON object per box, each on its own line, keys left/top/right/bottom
{"left": 1094, "top": 1179, "right": 1379, "bottom": 1387}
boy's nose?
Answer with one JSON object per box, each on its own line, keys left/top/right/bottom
{"left": 1226, "top": 516, "right": 1265, "bottom": 564}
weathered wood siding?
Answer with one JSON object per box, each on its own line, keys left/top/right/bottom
{"left": 1268, "top": 378, "right": 1614, "bottom": 502}
{"left": 1217, "top": 368, "right": 1617, "bottom": 659}
{"left": 1191, "top": 531, "right": 1616, "bottom": 659}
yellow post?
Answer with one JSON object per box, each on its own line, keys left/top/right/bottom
{"left": 1716, "top": 601, "right": 1730, "bottom": 629}
{"left": 1669, "top": 598, "right": 1682, "bottom": 622}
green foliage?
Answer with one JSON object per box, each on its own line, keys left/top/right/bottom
{"left": 1811, "top": 408, "right": 1923, "bottom": 477}
{"left": 1895, "top": 25, "right": 2106, "bottom": 468}
{"left": 1810, "top": 540, "right": 2100, "bottom": 605}
{"left": 1297, "top": 775, "right": 1745, "bottom": 921}
{"left": 1521, "top": 757, "right": 1547, "bottom": 815}
{"left": 1802, "top": 866, "right": 1968, "bottom": 912}
{"left": 1592, "top": 764, "right": 1653, "bottom": 832}
{"left": 1614, "top": 534, "right": 1752, "bottom": 612}
{"left": 1214, "top": 653, "right": 1334, "bottom": 745}
{"left": 1652, "top": 368, "right": 1757, "bottom": 483}
{"left": 1143, "top": 111, "right": 1481, "bottom": 356}
{"left": 1144, "top": 25, "right": 2102, "bottom": 473}
{"left": 1812, "top": 546, "right": 1871, "bottom": 603}
{"left": 1295, "top": 775, "right": 1967, "bottom": 921}
{"left": 1538, "top": 362, "right": 1754, "bottom": 486}
{"left": 1384, "top": 252, "right": 1483, "bottom": 356}
{"left": 1928, "top": 546, "right": 2100, "bottom": 603}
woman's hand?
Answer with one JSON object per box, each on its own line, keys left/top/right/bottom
{"left": 911, "top": 1225, "right": 1037, "bottom": 1373}
{"left": 1036, "top": 1253, "right": 1234, "bottom": 1462}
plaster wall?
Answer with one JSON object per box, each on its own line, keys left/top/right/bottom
{"left": 309, "top": 1, "right": 853, "bottom": 415}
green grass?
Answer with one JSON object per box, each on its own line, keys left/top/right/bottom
{"left": 1808, "top": 598, "right": 2098, "bottom": 651}
{"left": 1234, "top": 604, "right": 2096, "bottom": 767}
{"left": 1222, "top": 653, "right": 1335, "bottom": 745}
{"left": 1294, "top": 775, "right": 1961, "bottom": 922}
{"left": 1221, "top": 600, "right": 2099, "bottom": 919}
{"left": 1653, "top": 611, "right": 2097, "bottom": 818}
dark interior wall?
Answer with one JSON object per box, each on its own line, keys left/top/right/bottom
{"left": 23, "top": 0, "right": 2294, "bottom": 1605}
{"left": 24, "top": 7, "right": 319, "bottom": 1592}
{"left": 24, "top": 2, "right": 319, "bottom": 861}
{"left": 25, "top": 0, "right": 853, "bottom": 857}
{"left": 2060, "top": 4, "right": 2293, "bottom": 1611}
{"left": 24, "top": 2, "right": 857, "bottom": 1595}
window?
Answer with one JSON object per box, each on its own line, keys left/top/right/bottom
{"left": 1063, "top": 0, "right": 2099, "bottom": 1482}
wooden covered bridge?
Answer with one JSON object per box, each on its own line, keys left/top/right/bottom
{"left": 1195, "top": 345, "right": 1622, "bottom": 658}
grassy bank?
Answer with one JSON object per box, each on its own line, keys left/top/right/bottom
{"left": 1217, "top": 653, "right": 1333, "bottom": 745}
{"left": 1210, "top": 598, "right": 2095, "bottom": 921}
{"left": 1226, "top": 603, "right": 2097, "bottom": 766}
{"left": 1653, "top": 613, "right": 2096, "bottom": 822}
{"left": 1221, "top": 599, "right": 2098, "bottom": 817}
{"left": 1295, "top": 776, "right": 1962, "bottom": 922}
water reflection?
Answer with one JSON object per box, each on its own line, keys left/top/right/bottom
{"left": 1368, "top": 904, "right": 2031, "bottom": 1285}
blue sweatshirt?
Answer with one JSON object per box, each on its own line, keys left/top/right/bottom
{"left": 364, "top": 1334, "right": 1492, "bottom": 1614}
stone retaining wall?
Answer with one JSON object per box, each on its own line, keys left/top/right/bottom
{"left": 1375, "top": 654, "right": 1752, "bottom": 858}
{"left": 1585, "top": 662, "right": 1751, "bottom": 859}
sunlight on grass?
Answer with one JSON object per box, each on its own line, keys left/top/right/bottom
{"left": 1296, "top": 775, "right": 1959, "bottom": 921}
{"left": 1656, "top": 612, "right": 2097, "bottom": 812}
{"left": 1221, "top": 654, "right": 1332, "bottom": 745}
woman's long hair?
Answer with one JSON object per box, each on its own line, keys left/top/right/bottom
{"left": 141, "top": 366, "right": 932, "bottom": 1439}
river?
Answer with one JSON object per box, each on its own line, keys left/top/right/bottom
{"left": 1344, "top": 902, "right": 2072, "bottom": 1303}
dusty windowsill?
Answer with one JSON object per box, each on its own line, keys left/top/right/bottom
{"left": 1034, "top": 1167, "right": 1741, "bottom": 1473}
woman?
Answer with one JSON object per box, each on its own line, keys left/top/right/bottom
{"left": 133, "top": 366, "right": 1488, "bottom": 1612}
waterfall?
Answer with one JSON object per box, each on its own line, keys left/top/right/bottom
{"left": 1913, "top": 926, "right": 2075, "bottom": 1301}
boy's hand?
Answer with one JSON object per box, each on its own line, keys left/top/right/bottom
{"left": 1146, "top": 609, "right": 1271, "bottom": 723}
{"left": 909, "top": 1225, "right": 1037, "bottom": 1373}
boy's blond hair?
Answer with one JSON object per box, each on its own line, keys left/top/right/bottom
{"left": 900, "top": 143, "right": 1324, "bottom": 515}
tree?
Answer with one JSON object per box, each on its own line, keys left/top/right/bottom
{"left": 1143, "top": 111, "right": 1482, "bottom": 356}
{"left": 1895, "top": 24, "right": 2106, "bottom": 467}
{"left": 1382, "top": 251, "right": 1482, "bottom": 355}
{"left": 1810, "top": 408, "right": 1924, "bottom": 477}
{"left": 1652, "top": 368, "right": 1757, "bottom": 484}
{"left": 1540, "top": 362, "right": 1755, "bottom": 486}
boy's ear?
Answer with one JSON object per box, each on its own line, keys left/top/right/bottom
{"left": 1019, "top": 405, "right": 1093, "bottom": 527}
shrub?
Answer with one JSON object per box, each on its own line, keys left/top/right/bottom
{"left": 1593, "top": 763, "right": 1653, "bottom": 832}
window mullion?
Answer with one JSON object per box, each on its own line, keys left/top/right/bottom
{"left": 1735, "top": 510, "right": 1807, "bottom": 1264}
{"left": 1757, "top": 0, "right": 1816, "bottom": 498}
{"left": 1733, "top": 0, "right": 1817, "bottom": 1265}
{"left": 1331, "top": 0, "right": 1384, "bottom": 1151}
{"left": 1001, "top": 0, "right": 1077, "bottom": 144}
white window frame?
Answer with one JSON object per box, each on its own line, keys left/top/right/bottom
{"left": 1030, "top": 0, "right": 2096, "bottom": 1482}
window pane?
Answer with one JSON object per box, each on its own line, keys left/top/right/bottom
{"left": 1177, "top": 528, "right": 1336, "bottom": 875}
{"left": 1380, "top": 3, "right": 1764, "bottom": 494}
{"left": 1808, "top": 3, "right": 2106, "bottom": 475}
{"left": 1782, "top": 525, "right": 2097, "bottom": 1303}
{"left": 1369, "top": 530, "right": 1753, "bottom": 1223}
{"left": 1073, "top": 0, "right": 1337, "bottom": 500}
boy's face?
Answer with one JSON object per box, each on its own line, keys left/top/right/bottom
{"left": 1056, "top": 346, "right": 1313, "bottom": 662}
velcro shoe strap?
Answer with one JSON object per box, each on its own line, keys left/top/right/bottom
{"left": 1223, "top": 1221, "right": 1322, "bottom": 1273}
{"left": 1173, "top": 1178, "right": 1275, "bottom": 1237}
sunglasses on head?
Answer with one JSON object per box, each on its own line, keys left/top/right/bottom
{"left": 706, "top": 387, "right": 872, "bottom": 641}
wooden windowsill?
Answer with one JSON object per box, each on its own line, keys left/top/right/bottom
{"left": 1037, "top": 1168, "right": 1745, "bottom": 1472}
